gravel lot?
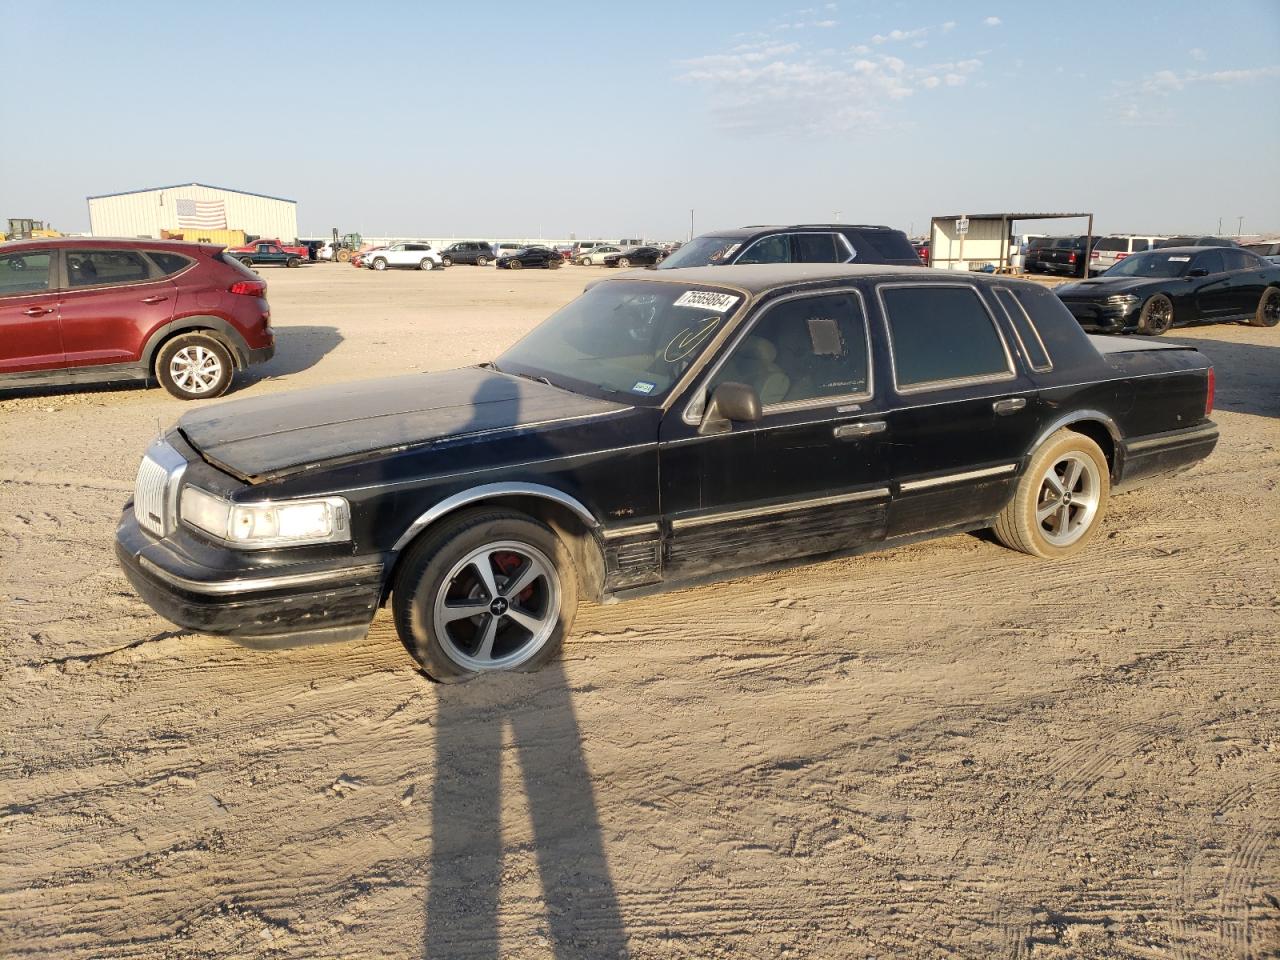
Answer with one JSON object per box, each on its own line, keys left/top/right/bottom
{"left": 2, "top": 263, "right": 1278, "bottom": 959}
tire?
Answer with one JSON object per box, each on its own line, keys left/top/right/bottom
{"left": 992, "top": 428, "right": 1110, "bottom": 559}
{"left": 420, "top": 258, "right": 435, "bottom": 271}
{"left": 549, "top": 258, "right": 561, "bottom": 269}
{"left": 287, "top": 256, "right": 301, "bottom": 268}
{"left": 373, "top": 258, "right": 387, "bottom": 271}
{"left": 617, "top": 257, "right": 630, "bottom": 269}
{"left": 441, "top": 256, "right": 453, "bottom": 267}
{"left": 578, "top": 257, "right": 590, "bottom": 266}
{"left": 155, "top": 332, "right": 234, "bottom": 401}
{"left": 476, "top": 256, "right": 488, "bottom": 266}
{"left": 240, "top": 257, "right": 255, "bottom": 268}
{"left": 1136, "top": 294, "right": 1174, "bottom": 336}
{"left": 508, "top": 259, "right": 523, "bottom": 270}
{"left": 1250, "top": 286, "right": 1280, "bottom": 327}
{"left": 392, "top": 509, "right": 578, "bottom": 681}
{"left": 337, "top": 249, "right": 352, "bottom": 263}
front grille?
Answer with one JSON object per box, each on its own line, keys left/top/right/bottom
{"left": 133, "top": 440, "right": 188, "bottom": 537}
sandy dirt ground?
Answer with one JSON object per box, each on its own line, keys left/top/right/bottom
{"left": 2, "top": 263, "right": 1278, "bottom": 959}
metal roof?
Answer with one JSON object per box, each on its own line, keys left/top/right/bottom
{"left": 86, "top": 182, "right": 296, "bottom": 204}
{"left": 932, "top": 212, "right": 1091, "bottom": 221}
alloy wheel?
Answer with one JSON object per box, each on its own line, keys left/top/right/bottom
{"left": 169, "top": 345, "right": 224, "bottom": 395}
{"left": 1036, "top": 453, "right": 1101, "bottom": 547}
{"left": 1145, "top": 297, "right": 1172, "bottom": 334}
{"left": 432, "top": 541, "right": 561, "bottom": 671}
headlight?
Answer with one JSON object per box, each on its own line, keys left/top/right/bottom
{"left": 1106, "top": 294, "right": 1140, "bottom": 306}
{"left": 180, "top": 487, "right": 350, "bottom": 548}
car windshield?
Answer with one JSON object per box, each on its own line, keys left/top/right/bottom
{"left": 1103, "top": 250, "right": 1192, "bottom": 278}
{"left": 496, "top": 280, "right": 742, "bottom": 403}
{"left": 658, "top": 236, "right": 743, "bottom": 268}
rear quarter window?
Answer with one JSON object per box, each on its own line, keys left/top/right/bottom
{"left": 880, "top": 285, "right": 1012, "bottom": 391}
{"left": 1011, "top": 284, "right": 1100, "bottom": 369}
{"left": 147, "top": 252, "right": 194, "bottom": 275}
{"left": 855, "top": 230, "right": 918, "bottom": 262}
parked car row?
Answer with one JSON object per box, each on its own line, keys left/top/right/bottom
{"left": 1025, "top": 234, "right": 1242, "bottom": 278}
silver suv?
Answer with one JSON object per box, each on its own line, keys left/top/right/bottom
{"left": 1090, "top": 235, "right": 1166, "bottom": 274}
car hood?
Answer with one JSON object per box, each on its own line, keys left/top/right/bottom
{"left": 1056, "top": 276, "right": 1171, "bottom": 298}
{"left": 177, "top": 367, "right": 628, "bottom": 483}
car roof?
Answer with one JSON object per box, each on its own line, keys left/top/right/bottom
{"left": 1, "top": 236, "right": 220, "bottom": 252}
{"left": 697, "top": 224, "right": 896, "bottom": 239}
{"left": 608, "top": 263, "right": 963, "bottom": 294}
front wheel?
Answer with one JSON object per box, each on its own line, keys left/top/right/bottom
{"left": 420, "top": 258, "right": 435, "bottom": 271}
{"left": 440, "top": 256, "right": 453, "bottom": 267}
{"left": 1250, "top": 286, "right": 1279, "bottom": 327}
{"left": 373, "top": 258, "right": 387, "bottom": 271}
{"left": 507, "top": 259, "right": 523, "bottom": 270}
{"left": 1137, "top": 294, "right": 1174, "bottom": 335}
{"left": 156, "top": 333, "right": 234, "bottom": 400}
{"left": 392, "top": 509, "right": 578, "bottom": 681}
{"left": 992, "top": 429, "right": 1110, "bottom": 558}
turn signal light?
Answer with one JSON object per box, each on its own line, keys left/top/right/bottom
{"left": 229, "top": 280, "right": 266, "bottom": 296}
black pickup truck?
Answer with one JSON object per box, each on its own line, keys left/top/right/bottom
{"left": 1032, "top": 235, "right": 1102, "bottom": 277}
{"left": 116, "top": 265, "right": 1217, "bottom": 681}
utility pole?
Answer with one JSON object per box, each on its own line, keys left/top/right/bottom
{"left": 689, "top": 209, "right": 694, "bottom": 241}
{"left": 1218, "top": 217, "right": 1222, "bottom": 235}
{"left": 1237, "top": 216, "right": 1244, "bottom": 238}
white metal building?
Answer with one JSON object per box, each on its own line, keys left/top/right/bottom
{"left": 87, "top": 182, "right": 298, "bottom": 242}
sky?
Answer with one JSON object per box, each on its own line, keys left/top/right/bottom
{"left": 3, "top": 0, "right": 1278, "bottom": 241}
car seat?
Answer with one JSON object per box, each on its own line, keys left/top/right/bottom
{"left": 716, "top": 336, "right": 790, "bottom": 405}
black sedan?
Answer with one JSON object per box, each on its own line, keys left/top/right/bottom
{"left": 495, "top": 246, "right": 563, "bottom": 270}
{"left": 116, "top": 264, "right": 1219, "bottom": 682}
{"left": 1055, "top": 246, "right": 1280, "bottom": 335}
{"left": 603, "top": 246, "right": 667, "bottom": 268}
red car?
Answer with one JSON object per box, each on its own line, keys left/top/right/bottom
{"left": 0, "top": 238, "right": 274, "bottom": 400}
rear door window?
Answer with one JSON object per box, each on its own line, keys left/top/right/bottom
{"left": 994, "top": 288, "right": 1052, "bottom": 372}
{"left": 1195, "top": 250, "right": 1226, "bottom": 274}
{"left": 792, "top": 233, "right": 842, "bottom": 263}
{"left": 1133, "top": 239, "right": 1150, "bottom": 252}
{"left": 65, "top": 249, "right": 153, "bottom": 287}
{"left": 0, "top": 250, "right": 54, "bottom": 295}
{"left": 736, "top": 235, "right": 792, "bottom": 264}
{"left": 1221, "top": 250, "right": 1254, "bottom": 271}
{"left": 880, "top": 285, "right": 1012, "bottom": 391}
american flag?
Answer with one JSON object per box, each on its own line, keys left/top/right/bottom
{"left": 175, "top": 198, "right": 227, "bottom": 229}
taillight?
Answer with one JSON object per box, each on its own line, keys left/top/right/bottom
{"left": 1206, "top": 366, "right": 1215, "bottom": 416}
{"left": 1115, "top": 252, "right": 1128, "bottom": 260}
{"left": 1068, "top": 252, "right": 1077, "bottom": 263}
{"left": 1090, "top": 250, "right": 1100, "bottom": 258}
{"left": 230, "top": 280, "right": 266, "bottom": 296}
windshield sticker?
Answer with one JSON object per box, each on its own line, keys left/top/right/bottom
{"left": 663, "top": 317, "right": 723, "bottom": 362}
{"left": 631, "top": 380, "right": 656, "bottom": 395}
{"left": 674, "top": 290, "right": 738, "bottom": 312}
{"left": 1168, "top": 256, "right": 1191, "bottom": 261}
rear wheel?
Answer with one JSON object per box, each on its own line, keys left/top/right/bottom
{"left": 993, "top": 429, "right": 1110, "bottom": 558}
{"left": 1251, "top": 286, "right": 1279, "bottom": 327}
{"left": 156, "top": 333, "right": 234, "bottom": 400}
{"left": 476, "top": 255, "right": 488, "bottom": 266}
{"left": 286, "top": 256, "right": 301, "bottom": 268}
{"left": 420, "top": 258, "right": 435, "bottom": 271}
{"left": 392, "top": 509, "right": 577, "bottom": 681}
{"left": 240, "top": 257, "right": 254, "bottom": 268}
{"left": 1137, "top": 294, "right": 1174, "bottom": 335}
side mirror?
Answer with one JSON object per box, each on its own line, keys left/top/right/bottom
{"left": 699, "top": 381, "right": 762, "bottom": 435}
{"left": 1187, "top": 268, "right": 1209, "bottom": 277}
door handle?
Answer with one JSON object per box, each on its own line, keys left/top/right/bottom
{"left": 993, "top": 398, "right": 1027, "bottom": 415}
{"left": 140, "top": 295, "right": 168, "bottom": 304}
{"left": 833, "top": 420, "right": 886, "bottom": 440}
{"left": 23, "top": 306, "right": 54, "bottom": 317}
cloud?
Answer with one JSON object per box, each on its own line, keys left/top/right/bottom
{"left": 1189, "top": 47, "right": 1205, "bottom": 61}
{"left": 1140, "top": 63, "right": 1280, "bottom": 94}
{"left": 983, "top": 16, "right": 1001, "bottom": 26}
{"left": 873, "top": 27, "right": 928, "bottom": 44}
{"left": 678, "top": 41, "right": 984, "bottom": 135}
{"left": 941, "top": 21, "right": 956, "bottom": 32}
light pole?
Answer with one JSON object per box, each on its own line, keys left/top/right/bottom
{"left": 1237, "top": 216, "right": 1244, "bottom": 238}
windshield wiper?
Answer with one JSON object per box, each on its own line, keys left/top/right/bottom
{"left": 503, "top": 369, "right": 560, "bottom": 389}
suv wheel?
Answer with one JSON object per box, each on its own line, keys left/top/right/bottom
{"left": 156, "top": 333, "right": 234, "bottom": 400}
{"left": 476, "top": 256, "right": 488, "bottom": 266}
{"left": 393, "top": 509, "right": 578, "bottom": 681}
{"left": 373, "top": 258, "right": 387, "bottom": 271}
{"left": 420, "top": 258, "right": 435, "bottom": 271}
{"left": 441, "top": 256, "right": 453, "bottom": 267}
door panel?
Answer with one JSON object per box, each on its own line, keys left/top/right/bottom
{"left": 660, "top": 288, "right": 889, "bottom": 578}
{"left": 0, "top": 249, "right": 63, "bottom": 373}
{"left": 58, "top": 249, "right": 176, "bottom": 367}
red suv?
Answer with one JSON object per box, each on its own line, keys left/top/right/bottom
{"left": 0, "top": 238, "right": 274, "bottom": 400}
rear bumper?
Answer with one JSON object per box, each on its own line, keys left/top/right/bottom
{"left": 115, "top": 508, "right": 386, "bottom": 647}
{"left": 246, "top": 342, "right": 275, "bottom": 366}
{"left": 1118, "top": 422, "right": 1218, "bottom": 488}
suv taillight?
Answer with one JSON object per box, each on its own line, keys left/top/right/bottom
{"left": 1206, "top": 367, "right": 1215, "bottom": 416}
{"left": 1068, "top": 252, "right": 1077, "bottom": 263}
{"left": 1115, "top": 252, "right": 1128, "bottom": 260}
{"left": 230, "top": 280, "right": 266, "bottom": 296}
